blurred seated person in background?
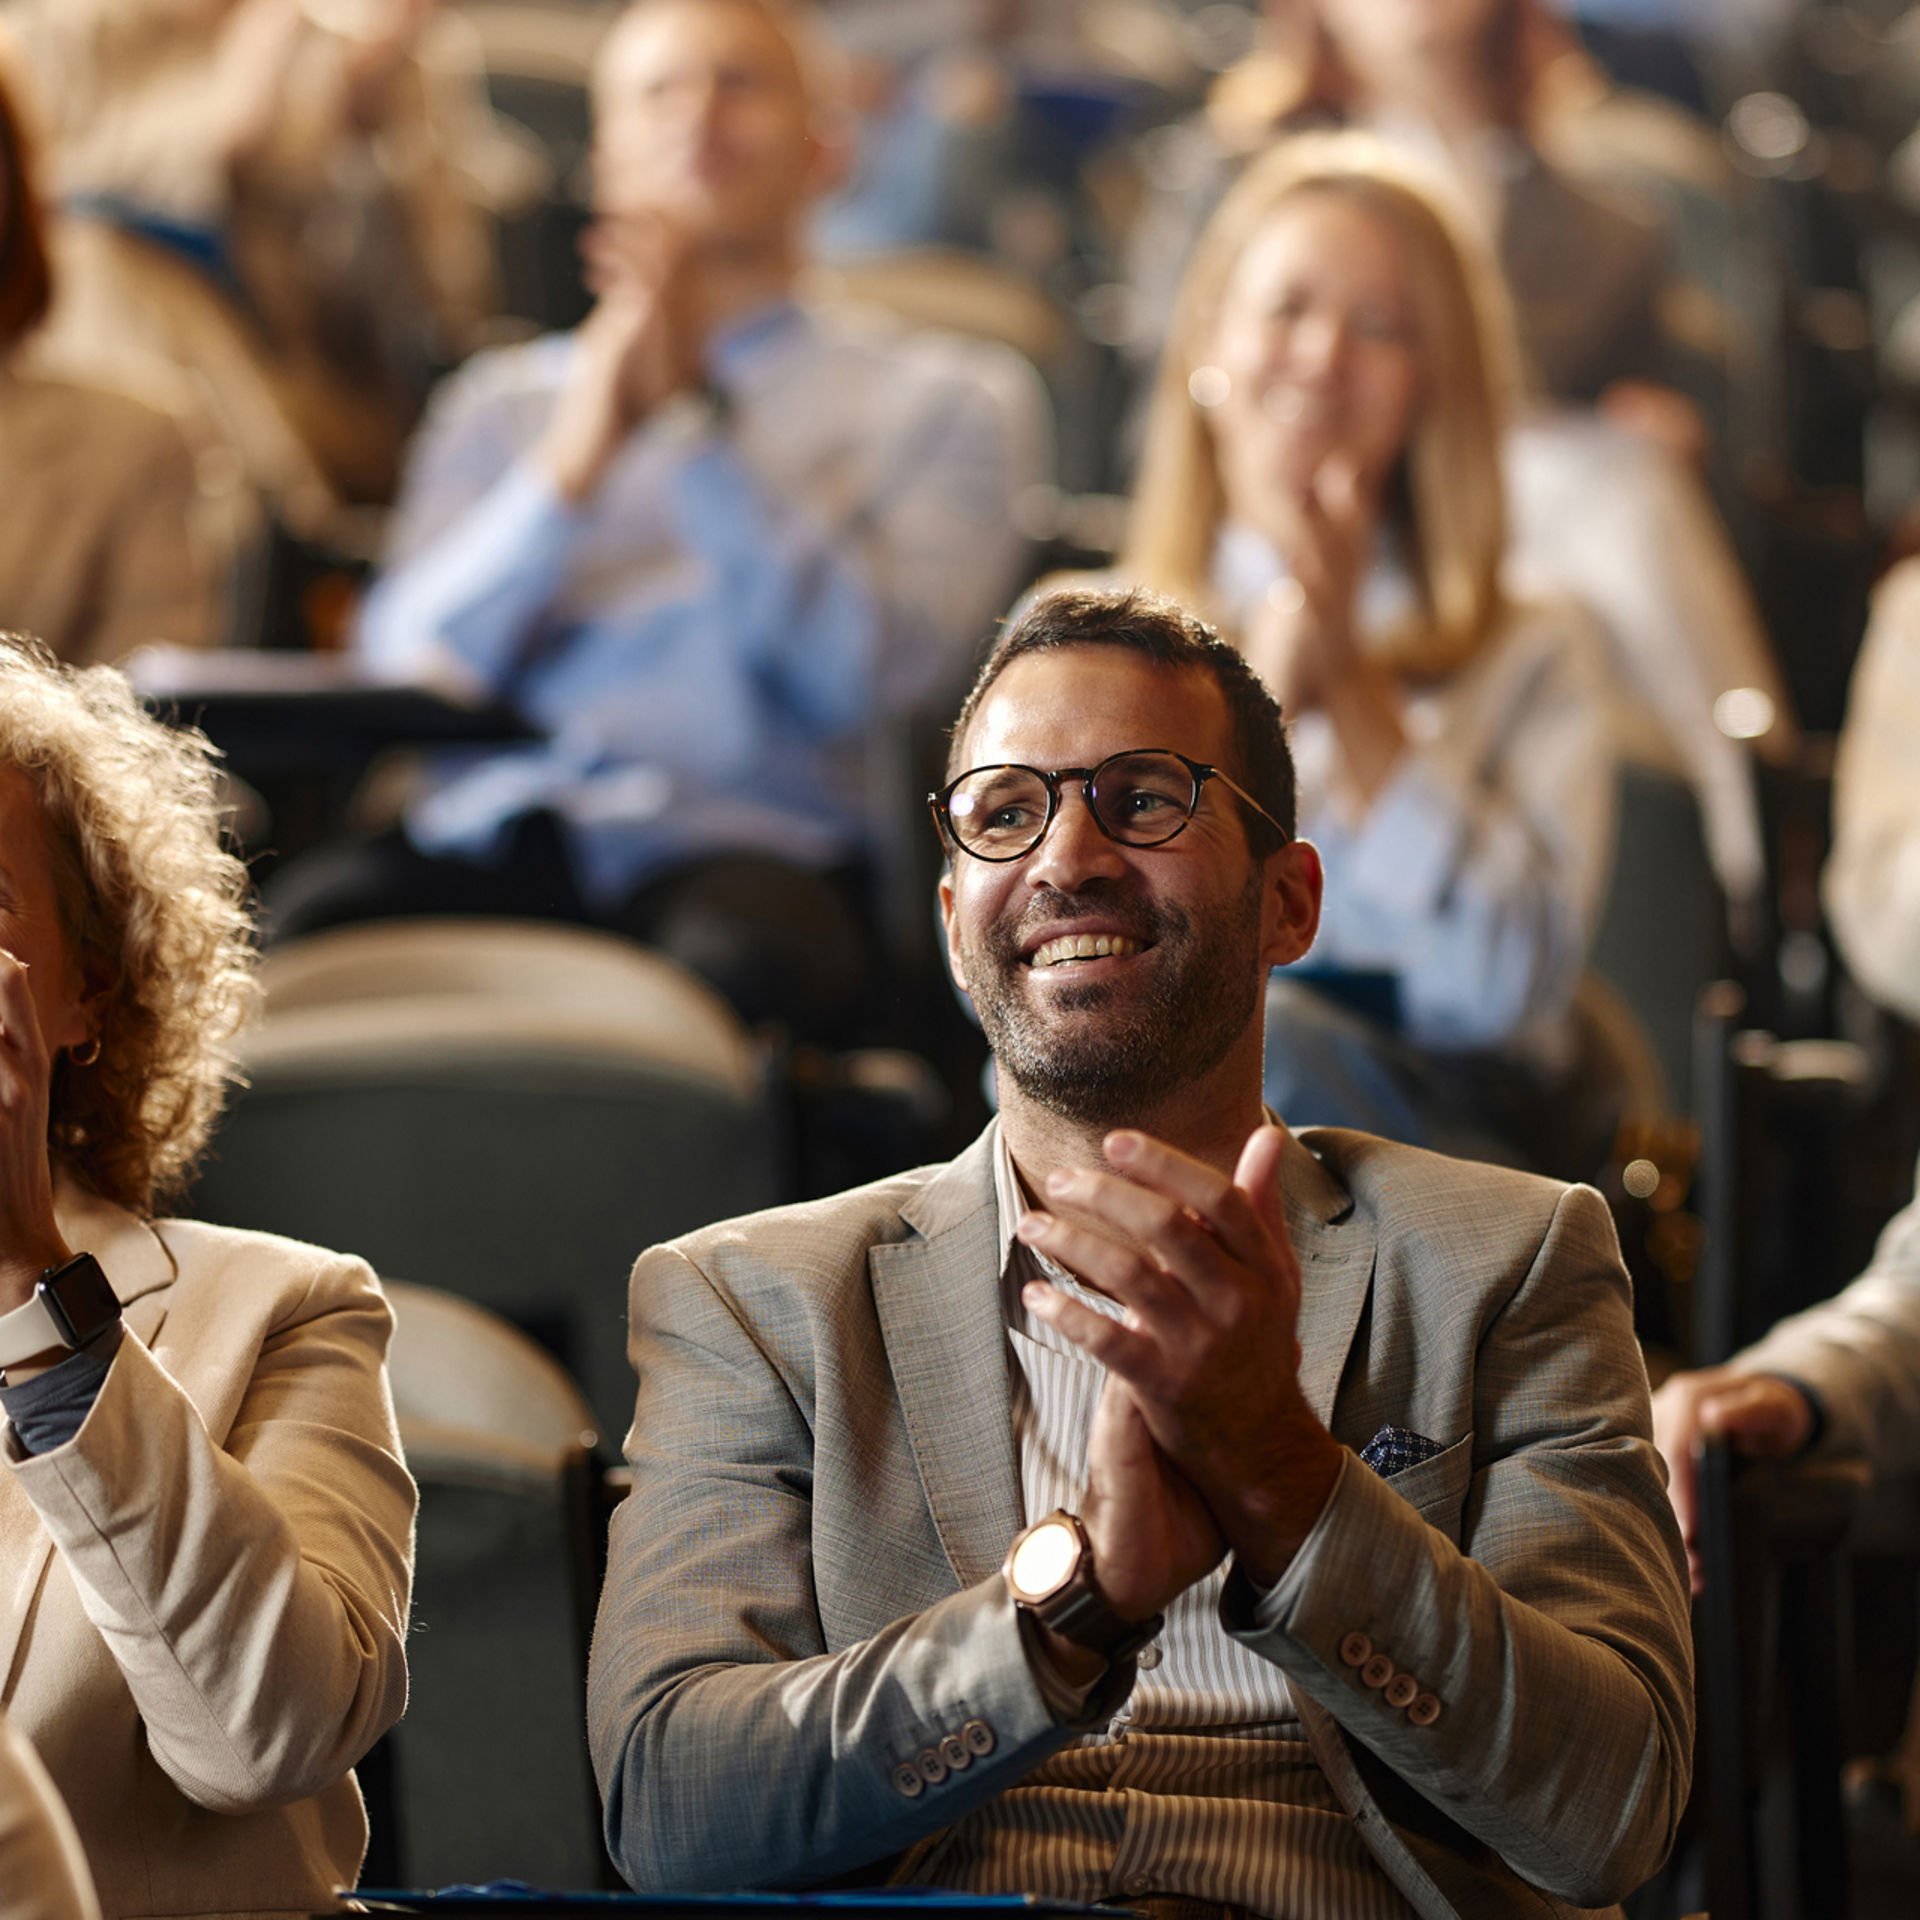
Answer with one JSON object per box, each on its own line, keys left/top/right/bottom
{"left": 1123, "top": 134, "right": 1616, "bottom": 1169}
{"left": 1653, "top": 1159, "right": 1920, "bottom": 1589}
{"left": 1654, "top": 551, "right": 1920, "bottom": 1587}
{"left": 0, "top": 633, "right": 415, "bottom": 1918}
{"left": 1127, "top": 0, "right": 1780, "bottom": 924}
{"left": 1130, "top": 0, "right": 1733, "bottom": 438}
{"left": 0, "top": 52, "right": 228, "bottom": 664}
{"left": 1825, "top": 554, "right": 1920, "bottom": 1023}
{"left": 1501, "top": 406, "right": 1788, "bottom": 926}
{"left": 809, "top": 0, "right": 1154, "bottom": 272}
{"left": 6, "top": 0, "right": 513, "bottom": 523}
{"left": 268, "top": 0, "right": 1049, "bottom": 1040}
{"left": 589, "top": 585, "right": 1693, "bottom": 1914}
{"left": 0, "top": 1705, "right": 97, "bottom": 1920}
{"left": 809, "top": 0, "right": 1023, "bottom": 261}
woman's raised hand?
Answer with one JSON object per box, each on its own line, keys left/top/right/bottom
{"left": 1242, "top": 455, "right": 1370, "bottom": 715}
{"left": 0, "top": 948, "right": 72, "bottom": 1310}
{"left": 1244, "top": 456, "right": 1408, "bottom": 811}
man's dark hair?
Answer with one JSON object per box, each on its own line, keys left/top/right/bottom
{"left": 949, "top": 586, "right": 1297, "bottom": 853}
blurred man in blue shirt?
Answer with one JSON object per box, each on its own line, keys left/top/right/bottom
{"left": 271, "top": 0, "right": 1049, "bottom": 1036}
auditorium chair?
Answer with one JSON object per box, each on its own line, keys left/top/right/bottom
{"left": 366, "top": 1280, "right": 614, "bottom": 1889}
{"left": 185, "top": 919, "right": 782, "bottom": 1444}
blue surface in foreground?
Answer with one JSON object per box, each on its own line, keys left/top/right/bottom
{"left": 354, "top": 1890, "right": 1132, "bottom": 1912}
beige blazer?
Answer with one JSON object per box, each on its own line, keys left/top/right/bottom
{"left": 1, "top": 1185, "right": 416, "bottom": 1920}
{"left": 0, "top": 1704, "right": 97, "bottom": 1920}
{"left": 590, "top": 1122, "right": 1693, "bottom": 1919}
{"left": 0, "top": 356, "right": 223, "bottom": 665}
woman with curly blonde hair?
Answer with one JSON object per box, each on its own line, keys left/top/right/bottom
{"left": 0, "top": 631, "right": 414, "bottom": 1920}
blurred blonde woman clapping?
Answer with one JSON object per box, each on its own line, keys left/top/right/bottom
{"left": 1125, "top": 133, "right": 1616, "bottom": 1168}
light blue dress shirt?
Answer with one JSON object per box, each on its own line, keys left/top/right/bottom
{"left": 1213, "top": 525, "right": 1617, "bottom": 1057}
{"left": 356, "top": 300, "right": 1048, "bottom": 905}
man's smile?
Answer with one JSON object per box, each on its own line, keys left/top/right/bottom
{"left": 1025, "top": 932, "right": 1151, "bottom": 970}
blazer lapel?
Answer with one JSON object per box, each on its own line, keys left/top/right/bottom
{"left": 0, "top": 1462, "right": 50, "bottom": 1701}
{"left": 868, "top": 1127, "right": 1023, "bottom": 1590}
{"left": 1283, "top": 1130, "right": 1377, "bottom": 1430}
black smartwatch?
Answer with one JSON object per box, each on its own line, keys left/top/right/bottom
{"left": 1003, "top": 1509, "right": 1163, "bottom": 1663}
{"left": 0, "top": 1253, "right": 123, "bottom": 1376}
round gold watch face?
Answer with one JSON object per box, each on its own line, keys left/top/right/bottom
{"left": 1007, "top": 1516, "right": 1080, "bottom": 1602}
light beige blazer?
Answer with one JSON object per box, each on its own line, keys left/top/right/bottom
{"left": 0, "top": 356, "right": 222, "bottom": 665}
{"left": 590, "top": 1122, "right": 1693, "bottom": 1919}
{"left": 0, "top": 1704, "right": 97, "bottom": 1920}
{"left": 1, "top": 1184, "right": 416, "bottom": 1920}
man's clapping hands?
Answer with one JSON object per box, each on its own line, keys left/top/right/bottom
{"left": 1017, "top": 1122, "right": 1346, "bottom": 1653}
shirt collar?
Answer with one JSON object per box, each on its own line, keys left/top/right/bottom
{"left": 705, "top": 296, "right": 809, "bottom": 391}
{"left": 992, "top": 1126, "right": 1112, "bottom": 1333}
{"left": 991, "top": 1121, "right": 1032, "bottom": 1282}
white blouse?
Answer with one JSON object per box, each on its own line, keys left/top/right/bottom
{"left": 1215, "top": 526, "right": 1618, "bottom": 1054}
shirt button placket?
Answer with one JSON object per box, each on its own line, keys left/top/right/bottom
{"left": 1112, "top": 1777, "right": 1174, "bottom": 1908}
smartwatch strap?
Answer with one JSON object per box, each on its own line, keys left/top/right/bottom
{"left": 0, "top": 1292, "right": 65, "bottom": 1370}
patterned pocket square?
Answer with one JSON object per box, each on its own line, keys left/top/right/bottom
{"left": 1360, "top": 1425, "right": 1448, "bottom": 1478}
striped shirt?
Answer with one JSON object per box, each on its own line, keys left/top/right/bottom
{"left": 896, "top": 1134, "right": 1416, "bottom": 1919}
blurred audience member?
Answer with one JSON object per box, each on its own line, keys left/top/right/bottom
{"left": 812, "top": 0, "right": 1020, "bottom": 260}
{"left": 1826, "top": 556, "right": 1920, "bottom": 1023}
{"left": 1654, "top": 1165, "right": 1920, "bottom": 1593}
{"left": 1652, "top": 531, "right": 1920, "bottom": 1821}
{"left": 1655, "top": 554, "right": 1920, "bottom": 1569}
{"left": 0, "top": 1708, "right": 98, "bottom": 1920}
{"left": 1505, "top": 410, "right": 1789, "bottom": 919}
{"left": 269, "top": 0, "right": 1048, "bottom": 1040}
{"left": 812, "top": 0, "right": 1172, "bottom": 274}
{"left": 1130, "top": 0, "right": 1734, "bottom": 444}
{"left": 7, "top": 0, "right": 513, "bottom": 519}
{"left": 1124, "top": 2, "right": 1779, "bottom": 917}
{"left": 1123, "top": 133, "right": 1616, "bottom": 1168}
{"left": 0, "top": 51, "right": 226, "bottom": 662}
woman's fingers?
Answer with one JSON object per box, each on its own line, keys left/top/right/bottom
{"left": 0, "top": 947, "right": 49, "bottom": 1070}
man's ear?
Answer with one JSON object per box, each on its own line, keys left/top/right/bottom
{"left": 938, "top": 870, "right": 971, "bottom": 993}
{"left": 1260, "top": 839, "right": 1322, "bottom": 970}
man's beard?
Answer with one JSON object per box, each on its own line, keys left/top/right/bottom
{"left": 963, "top": 873, "right": 1268, "bottom": 1130}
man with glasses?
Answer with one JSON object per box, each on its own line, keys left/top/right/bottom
{"left": 590, "top": 586, "right": 1692, "bottom": 1918}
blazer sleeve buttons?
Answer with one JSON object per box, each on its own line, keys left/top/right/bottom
{"left": 896, "top": 1720, "right": 996, "bottom": 1797}
{"left": 1340, "top": 1628, "right": 1440, "bottom": 1721}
